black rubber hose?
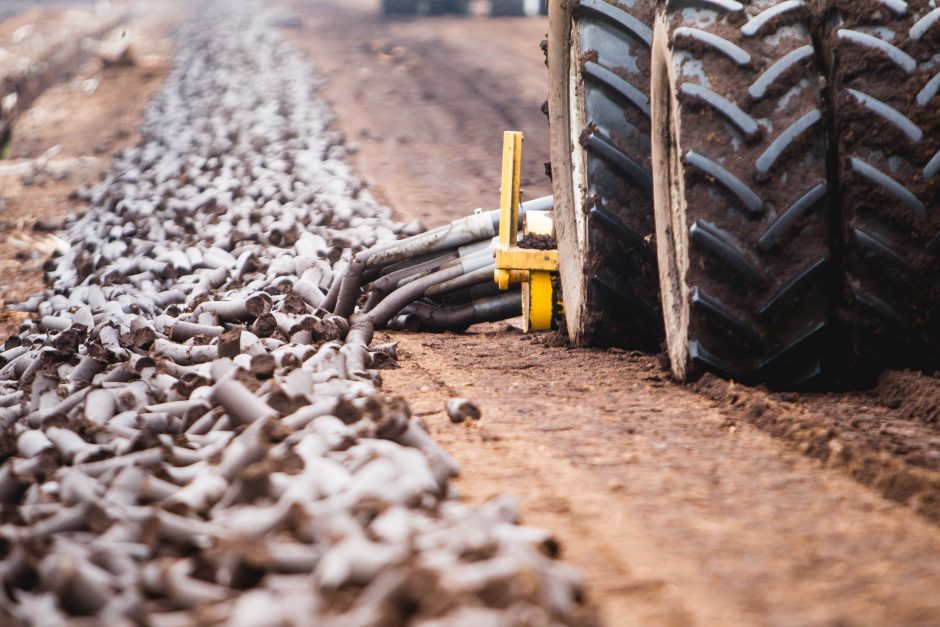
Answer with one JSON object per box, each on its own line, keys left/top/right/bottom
{"left": 439, "top": 280, "right": 502, "bottom": 307}
{"left": 345, "top": 317, "right": 374, "bottom": 347}
{"left": 379, "top": 248, "right": 458, "bottom": 277}
{"left": 320, "top": 259, "right": 347, "bottom": 313}
{"left": 364, "top": 264, "right": 465, "bottom": 329}
{"left": 333, "top": 258, "right": 366, "bottom": 318}
{"left": 408, "top": 291, "right": 521, "bottom": 331}
{"left": 362, "top": 251, "right": 460, "bottom": 313}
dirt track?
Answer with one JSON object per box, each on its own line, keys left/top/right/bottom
{"left": 1, "top": 0, "right": 939, "bottom": 624}
{"left": 284, "top": 0, "right": 940, "bottom": 624}
{"left": 283, "top": 0, "right": 552, "bottom": 227}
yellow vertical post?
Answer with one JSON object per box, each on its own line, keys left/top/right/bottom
{"left": 495, "top": 131, "right": 523, "bottom": 290}
{"left": 491, "top": 129, "right": 559, "bottom": 332}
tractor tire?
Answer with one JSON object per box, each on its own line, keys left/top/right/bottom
{"left": 382, "top": 0, "right": 419, "bottom": 15}
{"left": 650, "top": 1, "right": 832, "bottom": 387}
{"left": 826, "top": 1, "right": 940, "bottom": 375}
{"left": 547, "top": 0, "right": 662, "bottom": 350}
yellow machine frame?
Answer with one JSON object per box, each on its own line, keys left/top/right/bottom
{"left": 493, "top": 131, "right": 560, "bottom": 332}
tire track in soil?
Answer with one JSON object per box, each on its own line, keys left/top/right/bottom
{"left": 694, "top": 372, "right": 940, "bottom": 523}
{"left": 380, "top": 327, "right": 940, "bottom": 625}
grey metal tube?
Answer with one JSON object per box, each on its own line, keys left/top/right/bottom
{"left": 377, "top": 249, "right": 460, "bottom": 278}
{"left": 362, "top": 251, "right": 460, "bottom": 313}
{"left": 364, "top": 264, "right": 465, "bottom": 329}
{"left": 333, "top": 258, "right": 366, "bottom": 318}
{"left": 357, "top": 196, "right": 552, "bottom": 270}
{"left": 320, "top": 258, "right": 347, "bottom": 313}
{"left": 520, "top": 195, "right": 553, "bottom": 214}
{"left": 439, "top": 280, "right": 503, "bottom": 307}
{"left": 332, "top": 196, "right": 551, "bottom": 317}
{"left": 426, "top": 263, "right": 495, "bottom": 297}
{"left": 387, "top": 314, "right": 423, "bottom": 332}
{"left": 345, "top": 318, "right": 374, "bottom": 347}
{"left": 406, "top": 291, "right": 521, "bottom": 331}
{"left": 356, "top": 210, "right": 499, "bottom": 269}
{"left": 397, "top": 241, "right": 496, "bottom": 291}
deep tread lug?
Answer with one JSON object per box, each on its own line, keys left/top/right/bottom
{"left": 590, "top": 205, "right": 656, "bottom": 262}
{"left": 757, "top": 182, "right": 827, "bottom": 253}
{"left": 850, "top": 228, "right": 915, "bottom": 273}
{"left": 832, "top": 0, "right": 940, "bottom": 373}
{"left": 691, "top": 286, "right": 763, "bottom": 347}
{"left": 690, "top": 220, "right": 765, "bottom": 286}
{"left": 758, "top": 258, "right": 828, "bottom": 319}
{"left": 585, "top": 131, "right": 654, "bottom": 195}
{"left": 653, "top": 0, "right": 831, "bottom": 387}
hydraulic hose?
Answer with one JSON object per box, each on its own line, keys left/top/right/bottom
{"left": 332, "top": 196, "right": 553, "bottom": 318}
{"left": 364, "top": 264, "right": 466, "bottom": 329}
{"left": 358, "top": 196, "right": 552, "bottom": 270}
{"left": 320, "top": 258, "right": 347, "bottom": 313}
{"left": 362, "top": 250, "right": 460, "bottom": 313}
{"left": 438, "top": 279, "right": 502, "bottom": 307}
{"left": 426, "top": 263, "right": 496, "bottom": 298}
{"left": 397, "top": 291, "right": 522, "bottom": 331}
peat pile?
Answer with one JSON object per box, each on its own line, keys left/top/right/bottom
{"left": 0, "top": 2, "right": 592, "bottom": 624}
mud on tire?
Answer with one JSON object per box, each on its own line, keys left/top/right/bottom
{"left": 547, "top": 0, "right": 662, "bottom": 350}
{"left": 651, "top": 0, "right": 832, "bottom": 386}
{"left": 826, "top": 1, "right": 940, "bottom": 374}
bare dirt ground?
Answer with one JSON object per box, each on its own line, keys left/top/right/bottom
{"left": 283, "top": 0, "right": 940, "bottom": 624}
{"left": 1, "top": 0, "right": 939, "bottom": 624}
{"left": 0, "top": 1, "right": 178, "bottom": 336}
{"left": 283, "top": 0, "right": 552, "bottom": 227}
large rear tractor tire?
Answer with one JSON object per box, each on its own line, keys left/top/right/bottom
{"left": 826, "top": 1, "right": 940, "bottom": 375}
{"left": 650, "top": 0, "right": 832, "bottom": 387}
{"left": 547, "top": 0, "right": 662, "bottom": 350}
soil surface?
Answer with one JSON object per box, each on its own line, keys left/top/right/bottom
{"left": 282, "top": 0, "right": 940, "bottom": 624}
{"left": 282, "top": 0, "right": 552, "bottom": 227}
{"left": 1, "top": 0, "right": 939, "bottom": 624}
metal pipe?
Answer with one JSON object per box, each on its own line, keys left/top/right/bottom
{"left": 425, "top": 263, "right": 496, "bottom": 297}
{"left": 439, "top": 280, "right": 503, "bottom": 307}
{"left": 320, "top": 258, "right": 347, "bottom": 313}
{"left": 362, "top": 251, "right": 460, "bottom": 313}
{"left": 363, "top": 264, "right": 465, "bottom": 329}
{"left": 333, "top": 257, "right": 366, "bottom": 319}
{"left": 355, "top": 197, "right": 551, "bottom": 271}
{"left": 333, "top": 197, "right": 551, "bottom": 317}
{"left": 399, "top": 291, "right": 521, "bottom": 332}
{"left": 356, "top": 210, "right": 498, "bottom": 269}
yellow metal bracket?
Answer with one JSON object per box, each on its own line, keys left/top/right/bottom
{"left": 493, "top": 131, "right": 560, "bottom": 332}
